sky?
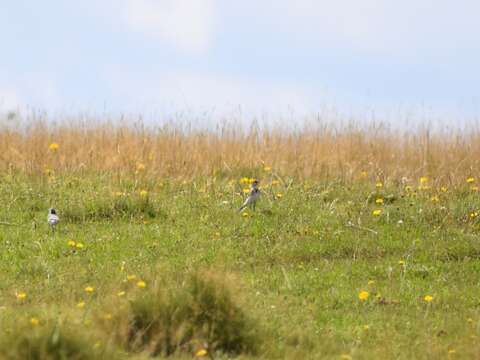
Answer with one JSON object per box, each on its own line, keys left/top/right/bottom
{"left": 1, "top": 1, "right": 480, "bottom": 125}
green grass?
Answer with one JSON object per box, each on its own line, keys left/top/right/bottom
{"left": 1, "top": 172, "right": 480, "bottom": 359}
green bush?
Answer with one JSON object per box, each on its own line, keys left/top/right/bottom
{"left": 107, "top": 272, "right": 260, "bottom": 357}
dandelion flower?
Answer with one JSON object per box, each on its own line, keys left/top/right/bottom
{"left": 431, "top": 196, "right": 439, "bottom": 203}
{"left": 84, "top": 286, "right": 94, "bottom": 294}
{"left": 467, "top": 318, "right": 474, "bottom": 323}
{"left": 441, "top": 186, "right": 448, "bottom": 192}
{"left": 375, "top": 182, "right": 383, "bottom": 188}
{"left": 16, "top": 292, "right": 27, "bottom": 301}
{"left": 372, "top": 209, "right": 382, "bottom": 216}
{"left": 242, "top": 188, "right": 250, "bottom": 194}
{"left": 239, "top": 177, "right": 250, "bottom": 184}
{"left": 195, "top": 349, "right": 208, "bottom": 357}
{"left": 30, "top": 317, "right": 39, "bottom": 326}
{"left": 424, "top": 295, "right": 434, "bottom": 302}
{"left": 139, "top": 190, "right": 148, "bottom": 197}
{"left": 276, "top": 193, "right": 283, "bottom": 198}
{"left": 136, "top": 280, "right": 146, "bottom": 288}
{"left": 467, "top": 177, "right": 475, "bottom": 183}
{"left": 48, "top": 143, "right": 59, "bottom": 151}
{"left": 77, "top": 301, "right": 86, "bottom": 308}
{"left": 420, "top": 176, "right": 429, "bottom": 184}
{"left": 375, "top": 198, "right": 384, "bottom": 204}
{"left": 263, "top": 166, "right": 271, "bottom": 172}
{"left": 363, "top": 325, "right": 370, "bottom": 331}
{"left": 398, "top": 260, "right": 405, "bottom": 266}
{"left": 367, "top": 280, "right": 375, "bottom": 285}
{"left": 242, "top": 212, "right": 249, "bottom": 218}
{"left": 360, "top": 171, "right": 368, "bottom": 177}
{"left": 471, "top": 186, "right": 479, "bottom": 191}
{"left": 67, "top": 240, "right": 76, "bottom": 247}
{"left": 470, "top": 212, "right": 478, "bottom": 218}
{"left": 126, "top": 274, "right": 136, "bottom": 281}
{"left": 117, "top": 291, "right": 126, "bottom": 297}
{"left": 75, "top": 242, "right": 84, "bottom": 249}
{"left": 358, "top": 290, "right": 369, "bottom": 301}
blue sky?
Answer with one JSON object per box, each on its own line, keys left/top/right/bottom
{"left": 1, "top": 1, "right": 480, "bottom": 123}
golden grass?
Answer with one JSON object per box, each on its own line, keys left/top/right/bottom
{"left": 2, "top": 116, "right": 480, "bottom": 184}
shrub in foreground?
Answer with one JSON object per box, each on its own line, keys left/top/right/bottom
{"left": 106, "top": 272, "right": 260, "bottom": 357}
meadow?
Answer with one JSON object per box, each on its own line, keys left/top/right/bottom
{"left": 1, "top": 117, "right": 480, "bottom": 359}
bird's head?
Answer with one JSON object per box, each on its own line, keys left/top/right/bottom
{"left": 49, "top": 208, "right": 57, "bottom": 215}
{"left": 252, "top": 180, "right": 259, "bottom": 188}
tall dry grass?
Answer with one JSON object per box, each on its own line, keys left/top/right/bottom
{"left": 1, "top": 113, "right": 480, "bottom": 183}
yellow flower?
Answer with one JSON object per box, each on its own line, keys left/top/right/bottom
{"left": 195, "top": 349, "right": 208, "bottom": 357}
{"left": 271, "top": 180, "right": 280, "bottom": 186}
{"left": 471, "top": 186, "right": 479, "bottom": 191}
{"left": 48, "top": 143, "right": 59, "bottom": 151}
{"left": 77, "top": 301, "right": 86, "bottom": 308}
{"left": 424, "top": 295, "right": 434, "bottom": 302}
{"left": 139, "top": 190, "right": 148, "bottom": 197}
{"left": 467, "top": 318, "right": 474, "bottom": 323}
{"left": 114, "top": 191, "right": 124, "bottom": 197}
{"left": 398, "top": 260, "right": 405, "bottom": 266}
{"left": 375, "top": 198, "right": 384, "bottom": 204}
{"left": 30, "top": 317, "right": 39, "bottom": 326}
{"left": 84, "top": 286, "right": 94, "bottom": 294}
{"left": 441, "top": 186, "right": 448, "bottom": 192}
{"left": 405, "top": 185, "right": 412, "bottom": 191}
{"left": 375, "top": 182, "right": 383, "bottom": 188}
{"left": 127, "top": 274, "right": 137, "bottom": 281}
{"left": 470, "top": 212, "right": 478, "bottom": 218}
{"left": 360, "top": 171, "right": 368, "bottom": 177}
{"left": 75, "top": 242, "right": 84, "bottom": 249}
{"left": 363, "top": 325, "right": 370, "bottom": 331}
{"left": 358, "top": 290, "right": 369, "bottom": 301}
{"left": 430, "top": 196, "right": 439, "bottom": 203}
{"left": 242, "top": 188, "right": 250, "bottom": 194}
{"left": 239, "top": 177, "right": 250, "bottom": 184}
{"left": 136, "top": 280, "right": 146, "bottom": 288}
{"left": 16, "top": 292, "right": 27, "bottom": 301}
{"left": 467, "top": 177, "right": 475, "bottom": 183}
{"left": 263, "top": 166, "right": 271, "bottom": 172}
{"left": 242, "top": 212, "right": 249, "bottom": 218}
{"left": 67, "top": 240, "right": 76, "bottom": 247}
{"left": 248, "top": 178, "right": 257, "bottom": 184}
{"left": 117, "top": 291, "right": 126, "bottom": 297}
{"left": 420, "top": 176, "right": 429, "bottom": 184}
{"left": 136, "top": 163, "right": 146, "bottom": 172}
{"left": 372, "top": 209, "right": 382, "bottom": 216}
{"left": 276, "top": 193, "right": 283, "bottom": 198}
{"left": 367, "top": 280, "right": 375, "bottom": 285}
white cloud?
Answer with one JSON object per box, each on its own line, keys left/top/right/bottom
{"left": 123, "top": 0, "right": 215, "bottom": 53}
{"left": 103, "top": 67, "right": 323, "bottom": 117}
{"left": 0, "top": 88, "right": 20, "bottom": 110}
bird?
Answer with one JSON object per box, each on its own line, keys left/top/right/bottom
{"left": 239, "top": 180, "right": 260, "bottom": 212}
{"left": 47, "top": 208, "right": 59, "bottom": 230}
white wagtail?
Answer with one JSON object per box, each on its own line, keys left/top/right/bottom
{"left": 239, "top": 180, "right": 260, "bottom": 212}
{"left": 48, "top": 208, "right": 59, "bottom": 230}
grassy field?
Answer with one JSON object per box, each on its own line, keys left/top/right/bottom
{"left": 1, "top": 120, "right": 480, "bottom": 359}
